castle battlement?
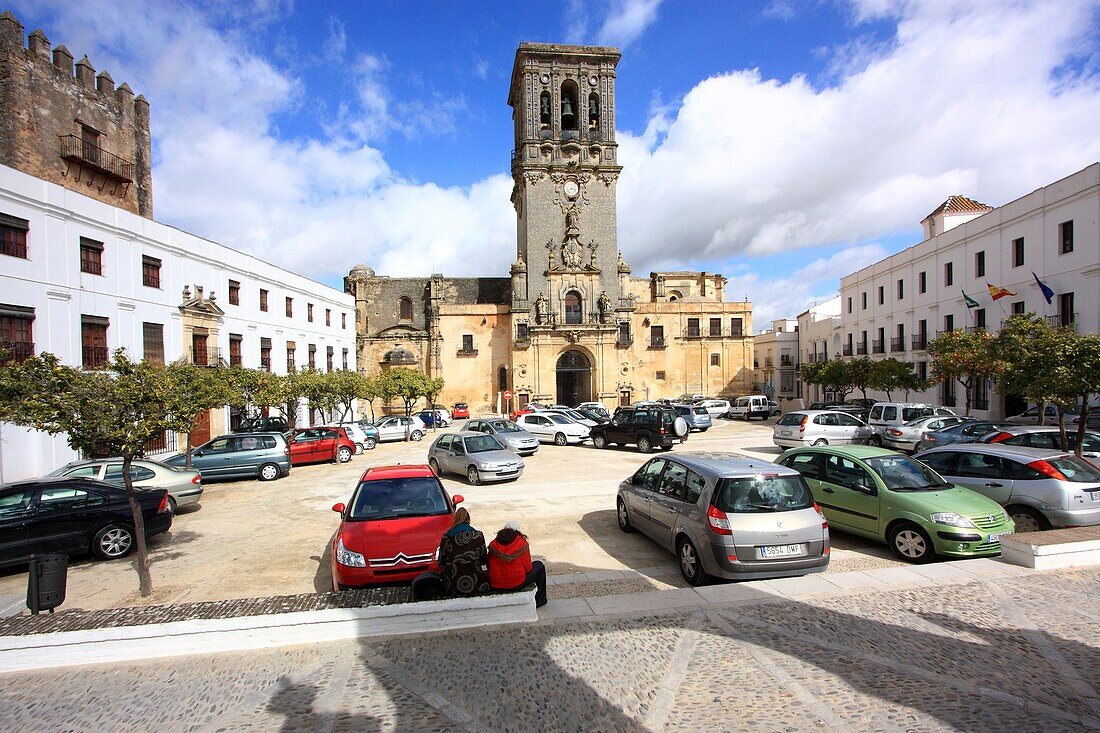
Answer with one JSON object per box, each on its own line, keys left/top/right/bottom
{"left": 0, "top": 9, "right": 153, "bottom": 217}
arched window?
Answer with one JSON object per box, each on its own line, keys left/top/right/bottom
{"left": 560, "top": 81, "right": 579, "bottom": 132}
{"left": 539, "top": 91, "right": 551, "bottom": 126}
{"left": 667, "top": 290, "right": 683, "bottom": 302}
{"left": 398, "top": 297, "right": 413, "bottom": 321}
{"left": 588, "top": 92, "right": 600, "bottom": 130}
{"left": 498, "top": 365, "right": 507, "bottom": 390}
{"left": 564, "top": 290, "right": 582, "bottom": 324}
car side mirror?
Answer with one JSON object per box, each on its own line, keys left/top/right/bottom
{"left": 856, "top": 482, "right": 875, "bottom": 494}
{"left": 331, "top": 502, "right": 345, "bottom": 514}
{"left": 452, "top": 494, "right": 464, "bottom": 505}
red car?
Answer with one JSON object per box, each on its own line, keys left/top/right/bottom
{"left": 288, "top": 427, "right": 355, "bottom": 466}
{"left": 330, "top": 464, "right": 464, "bottom": 589}
{"left": 452, "top": 402, "right": 470, "bottom": 420}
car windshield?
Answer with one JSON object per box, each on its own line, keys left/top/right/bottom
{"left": 1047, "top": 456, "right": 1100, "bottom": 483}
{"left": 563, "top": 410, "right": 587, "bottom": 420}
{"left": 549, "top": 415, "right": 573, "bottom": 425}
{"left": 866, "top": 455, "right": 951, "bottom": 490}
{"left": 347, "top": 477, "right": 450, "bottom": 520}
{"left": 489, "top": 419, "right": 522, "bottom": 433}
{"left": 901, "top": 407, "right": 934, "bottom": 421}
{"left": 464, "top": 435, "right": 504, "bottom": 453}
{"left": 713, "top": 475, "right": 813, "bottom": 513}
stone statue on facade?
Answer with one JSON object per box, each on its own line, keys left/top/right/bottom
{"left": 597, "top": 291, "right": 612, "bottom": 323}
{"left": 534, "top": 292, "right": 548, "bottom": 324}
{"left": 561, "top": 205, "right": 584, "bottom": 269}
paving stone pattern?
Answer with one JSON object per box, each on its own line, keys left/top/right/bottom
{"left": 1, "top": 567, "right": 1098, "bottom": 732}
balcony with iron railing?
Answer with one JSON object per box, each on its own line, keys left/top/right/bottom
{"left": 190, "top": 346, "right": 223, "bottom": 368}
{"left": 780, "top": 355, "right": 793, "bottom": 366}
{"left": 1046, "top": 313, "right": 1078, "bottom": 331}
{"left": 616, "top": 332, "right": 633, "bottom": 346}
{"left": 856, "top": 342, "right": 868, "bottom": 355}
{"left": 0, "top": 340, "right": 34, "bottom": 364}
{"left": 872, "top": 340, "right": 885, "bottom": 354}
{"left": 964, "top": 326, "right": 986, "bottom": 334}
{"left": 514, "top": 333, "right": 531, "bottom": 348}
{"left": 457, "top": 347, "right": 479, "bottom": 357}
{"left": 649, "top": 337, "right": 666, "bottom": 349}
{"left": 842, "top": 345, "right": 853, "bottom": 357}
{"left": 59, "top": 135, "right": 134, "bottom": 182}
{"left": 764, "top": 356, "right": 774, "bottom": 367}
{"left": 911, "top": 334, "right": 928, "bottom": 350}
{"left": 890, "top": 337, "right": 906, "bottom": 353}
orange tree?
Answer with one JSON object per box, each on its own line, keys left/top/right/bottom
{"left": 926, "top": 329, "right": 1003, "bottom": 416}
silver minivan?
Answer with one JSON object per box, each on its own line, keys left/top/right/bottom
{"left": 773, "top": 410, "right": 873, "bottom": 448}
{"left": 616, "top": 452, "right": 830, "bottom": 584}
{"left": 914, "top": 444, "right": 1100, "bottom": 532}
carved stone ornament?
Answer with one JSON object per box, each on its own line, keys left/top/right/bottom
{"left": 524, "top": 171, "right": 545, "bottom": 184}
{"left": 598, "top": 172, "right": 619, "bottom": 187}
{"left": 550, "top": 172, "right": 567, "bottom": 184}
{"left": 565, "top": 330, "right": 582, "bottom": 344}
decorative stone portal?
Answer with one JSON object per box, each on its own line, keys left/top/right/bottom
{"left": 555, "top": 349, "right": 591, "bottom": 406}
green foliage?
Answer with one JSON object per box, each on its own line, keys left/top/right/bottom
{"left": 927, "top": 329, "right": 1002, "bottom": 416}
{"left": 377, "top": 367, "right": 434, "bottom": 416}
{"left": 846, "top": 357, "right": 876, "bottom": 400}
{"left": 164, "top": 360, "right": 239, "bottom": 466}
{"left": 868, "top": 358, "right": 927, "bottom": 401}
{"left": 799, "top": 359, "right": 854, "bottom": 399}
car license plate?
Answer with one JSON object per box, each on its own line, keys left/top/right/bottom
{"left": 761, "top": 544, "right": 802, "bottom": 558}
{"left": 987, "top": 531, "right": 1010, "bottom": 544}
{"left": 780, "top": 430, "right": 792, "bottom": 437}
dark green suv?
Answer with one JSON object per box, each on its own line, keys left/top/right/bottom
{"left": 591, "top": 406, "right": 689, "bottom": 453}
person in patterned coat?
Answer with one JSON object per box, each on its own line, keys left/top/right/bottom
{"left": 435, "top": 507, "right": 491, "bottom": 597}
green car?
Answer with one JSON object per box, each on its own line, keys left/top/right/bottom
{"left": 776, "top": 445, "right": 1014, "bottom": 563}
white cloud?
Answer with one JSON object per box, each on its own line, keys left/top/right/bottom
{"left": 597, "top": 0, "right": 664, "bottom": 47}
{"left": 615, "top": 0, "right": 1100, "bottom": 276}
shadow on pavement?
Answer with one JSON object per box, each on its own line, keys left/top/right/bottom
{"left": 574, "top": 509, "right": 675, "bottom": 575}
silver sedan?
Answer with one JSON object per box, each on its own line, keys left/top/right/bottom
{"left": 883, "top": 415, "right": 969, "bottom": 452}
{"left": 463, "top": 418, "right": 540, "bottom": 456}
{"left": 427, "top": 431, "right": 525, "bottom": 485}
{"left": 47, "top": 457, "right": 203, "bottom": 513}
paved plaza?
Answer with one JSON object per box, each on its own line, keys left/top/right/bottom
{"left": 1, "top": 564, "right": 1097, "bottom": 731}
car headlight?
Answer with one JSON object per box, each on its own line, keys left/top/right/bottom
{"left": 335, "top": 538, "right": 366, "bottom": 567}
{"left": 931, "top": 512, "right": 975, "bottom": 528}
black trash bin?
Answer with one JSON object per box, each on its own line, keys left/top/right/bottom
{"left": 27, "top": 553, "right": 67, "bottom": 614}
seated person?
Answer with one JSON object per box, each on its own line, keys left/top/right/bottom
{"left": 488, "top": 521, "right": 547, "bottom": 608}
{"left": 413, "top": 508, "right": 490, "bottom": 600}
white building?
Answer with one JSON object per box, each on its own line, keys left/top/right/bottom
{"left": 0, "top": 165, "right": 357, "bottom": 482}
{"left": 752, "top": 319, "right": 798, "bottom": 402}
{"left": 796, "top": 297, "right": 842, "bottom": 405}
{"left": 839, "top": 163, "right": 1099, "bottom": 417}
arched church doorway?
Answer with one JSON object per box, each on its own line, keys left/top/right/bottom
{"left": 555, "top": 350, "right": 592, "bottom": 407}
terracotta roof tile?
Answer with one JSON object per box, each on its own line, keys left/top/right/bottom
{"left": 923, "top": 195, "right": 992, "bottom": 221}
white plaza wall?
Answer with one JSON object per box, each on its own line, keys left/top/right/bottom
{"left": 0, "top": 164, "right": 356, "bottom": 482}
{"left": 838, "top": 163, "right": 1099, "bottom": 418}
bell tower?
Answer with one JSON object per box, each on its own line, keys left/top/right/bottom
{"left": 507, "top": 43, "right": 623, "bottom": 322}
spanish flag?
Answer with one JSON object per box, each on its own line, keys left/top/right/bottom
{"left": 987, "top": 283, "right": 1016, "bottom": 301}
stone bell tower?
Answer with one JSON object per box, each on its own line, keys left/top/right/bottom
{"left": 507, "top": 43, "right": 624, "bottom": 323}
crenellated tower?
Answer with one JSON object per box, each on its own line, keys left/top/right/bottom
{"left": 0, "top": 11, "right": 153, "bottom": 217}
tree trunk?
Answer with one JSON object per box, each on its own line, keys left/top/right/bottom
{"left": 1037, "top": 400, "right": 1046, "bottom": 427}
{"left": 885, "top": 389, "right": 893, "bottom": 401}
{"left": 122, "top": 453, "right": 154, "bottom": 597}
{"left": 1076, "top": 396, "right": 1090, "bottom": 458}
{"left": 961, "top": 378, "right": 972, "bottom": 417}
{"left": 1057, "top": 412, "right": 1069, "bottom": 453}
{"left": 184, "top": 431, "right": 193, "bottom": 469}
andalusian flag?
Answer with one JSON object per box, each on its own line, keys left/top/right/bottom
{"left": 962, "top": 290, "right": 980, "bottom": 309}
{"left": 987, "top": 283, "right": 1017, "bottom": 301}
{"left": 1032, "top": 272, "right": 1055, "bottom": 304}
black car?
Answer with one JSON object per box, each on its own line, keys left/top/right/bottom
{"left": 0, "top": 478, "right": 173, "bottom": 568}
{"left": 590, "top": 406, "right": 689, "bottom": 453}
{"left": 234, "top": 416, "right": 290, "bottom": 433}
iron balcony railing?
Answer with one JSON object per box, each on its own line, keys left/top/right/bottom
{"left": 59, "top": 135, "right": 134, "bottom": 182}
{"left": 890, "top": 337, "right": 906, "bottom": 353}
{"left": 649, "top": 337, "right": 666, "bottom": 348}
{"left": 842, "top": 345, "right": 853, "bottom": 356}
{"left": 260, "top": 357, "right": 271, "bottom": 372}
{"left": 780, "top": 355, "right": 793, "bottom": 366}
{"left": 190, "top": 346, "right": 223, "bottom": 368}
{"left": 856, "top": 343, "right": 868, "bottom": 355}
{"left": 457, "top": 347, "right": 479, "bottom": 356}
{"left": 764, "top": 357, "right": 774, "bottom": 367}
{"left": 1046, "top": 313, "right": 1078, "bottom": 330}
{"left": 83, "top": 345, "right": 110, "bottom": 370}
{"left": 616, "top": 333, "right": 633, "bottom": 346}
{"left": 0, "top": 340, "right": 34, "bottom": 364}
{"left": 911, "top": 334, "right": 928, "bottom": 350}
{"left": 872, "top": 340, "right": 885, "bottom": 354}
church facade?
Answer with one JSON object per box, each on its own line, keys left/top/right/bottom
{"left": 346, "top": 43, "right": 753, "bottom": 414}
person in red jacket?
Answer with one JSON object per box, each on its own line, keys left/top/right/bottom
{"left": 487, "top": 521, "right": 547, "bottom": 607}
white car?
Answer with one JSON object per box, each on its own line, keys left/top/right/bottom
{"left": 372, "top": 415, "right": 427, "bottom": 442}
{"left": 698, "top": 399, "right": 730, "bottom": 418}
{"left": 772, "top": 410, "right": 874, "bottom": 448}
{"left": 577, "top": 402, "right": 610, "bottom": 417}
{"left": 514, "top": 413, "right": 591, "bottom": 445}
{"left": 535, "top": 408, "right": 598, "bottom": 428}
{"left": 331, "top": 422, "right": 377, "bottom": 453}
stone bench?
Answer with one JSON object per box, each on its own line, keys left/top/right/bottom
{"left": 0, "top": 586, "right": 536, "bottom": 674}
{"left": 1000, "top": 526, "right": 1100, "bottom": 570}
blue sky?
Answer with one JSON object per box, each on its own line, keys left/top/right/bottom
{"left": 12, "top": 0, "right": 1100, "bottom": 325}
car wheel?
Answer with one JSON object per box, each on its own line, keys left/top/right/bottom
{"left": 364, "top": 437, "right": 377, "bottom": 450}
{"left": 467, "top": 466, "right": 481, "bottom": 485}
{"left": 354, "top": 442, "right": 364, "bottom": 455}
{"left": 428, "top": 458, "right": 444, "bottom": 476}
{"left": 336, "top": 446, "right": 353, "bottom": 463}
{"left": 167, "top": 496, "right": 178, "bottom": 515}
{"left": 743, "top": 413, "right": 750, "bottom": 421}
{"left": 554, "top": 432, "right": 567, "bottom": 446}
{"left": 699, "top": 427, "right": 709, "bottom": 432}
{"left": 92, "top": 523, "right": 135, "bottom": 560}
{"left": 637, "top": 435, "right": 652, "bottom": 453}
{"left": 616, "top": 498, "right": 634, "bottom": 533}
{"left": 258, "top": 462, "right": 281, "bottom": 481}
{"left": 888, "top": 522, "right": 935, "bottom": 564}
{"left": 677, "top": 536, "right": 707, "bottom": 586}
{"left": 868, "top": 434, "right": 883, "bottom": 447}
{"left": 1006, "top": 505, "right": 1050, "bottom": 533}
{"left": 593, "top": 434, "right": 607, "bottom": 449}
{"left": 812, "top": 438, "right": 828, "bottom": 446}
{"left": 410, "top": 430, "right": 424, "bottom": 442}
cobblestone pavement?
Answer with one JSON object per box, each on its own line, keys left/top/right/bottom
{"left": 2, "top": 567, "right": 1098, "bottom": 732}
